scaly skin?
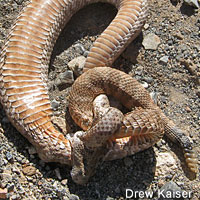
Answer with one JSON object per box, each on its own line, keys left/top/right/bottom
{"left": 0, "top": 0, "right": 147, "bottom": 165}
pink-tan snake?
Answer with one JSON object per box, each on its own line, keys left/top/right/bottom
{"left": 0, "top": 0, "right": 198, "bottom": 184}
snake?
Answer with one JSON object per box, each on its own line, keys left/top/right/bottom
{"left": 0, "top": 0, "right": 198, "bottom": 185}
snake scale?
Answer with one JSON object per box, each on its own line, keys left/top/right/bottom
{"left": 0, "top": 0, "right": 198, "bottom": 184}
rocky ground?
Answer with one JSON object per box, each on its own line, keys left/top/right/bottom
{"left": 0, "top": 0, "right": 199, "bottom": 199}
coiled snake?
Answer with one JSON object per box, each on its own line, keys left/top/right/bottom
{"left": 0, "top": 0, "right": 198, "bottom": 184}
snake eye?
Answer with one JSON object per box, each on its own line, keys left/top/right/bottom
{"left": 81, "top": 119, "right": 91, "bottom": 130}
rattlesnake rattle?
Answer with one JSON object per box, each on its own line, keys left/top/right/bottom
{"left": 0, "top": 0, "right": 198, "bottom": 185}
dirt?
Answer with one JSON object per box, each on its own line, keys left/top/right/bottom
{"left": 0, "top": 0, "right": 199, "bottom": 199}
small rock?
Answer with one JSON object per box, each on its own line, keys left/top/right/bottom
{"left": 176, "top": 181, "right": 185, "bottom": 186}
{"left": 38, "top": 180, "right": 43, "bottom": 186}
{"left": 141, "top": 81, "right": 149, "bottom": 88}
{"left": 55, "top": 70, "right": 74, "bottom": 88}
{"left": 2, "top": 116, "right": 9, "bottom": 123}
{"left": 196, "top": 89, "right": 200, "bottom": 97}
{"left": 60, "top": 70, "right": 74, "bottom": 83}
{"left": 185, "top": 106, "right": 191, "bottom": 112}
{"left": 124, "top": 157, "right": 133, "bottom": 167}
{"left": 63, "top": 197, "right": 70, "bottom": 200}
{"left": 143, "top": 76, "right": 153, "bottom": 84}
{"left": 68, "top": 56, "right": 86, "bottom": 76}
{"left": 22, "top": 165, "right": 36, "bottom": 176}
{"left": 39, "top": 160, "right": 45, "bottom": 168}
{"left": 45, "top": 165, "right": 50, "bottom": 171}
{"left": 184, "top": 0, "right": 199, "bottom": 8}
{"left": 114, "top": 186, "right": 121, "bottom": 194}
{"left": 0, "top": 188, "right": 8, "bottom": 199}
{"left": 10, "top": 194, "right": 19, "bottom": 200}
{"left": 74, "top": 43, "right": 85, "bottom": 55}
{"left": 106, "top": 197, "right": 114, "bottom": 200}
{"left": 28, "top": 146, "right": 37, "bottom": 155}
{"left": 1, "top": 172, "right": 12, "bottom": 183}
{"left": 61, "top": 179, "right": 68, "bottom": 186}
{"left": 55, "top": 168, "right": 62, "bottom": 180}
{"left": 6, "top": 152, "right": 13, "bottom": 161}
{"left": 159, "top": 56, "right": 169, "bottom": 64}
{"left": 194, "top": 44, "right": 200, "bottom": 51}
{"left": 142, "top": 33, "right": 160, "bottom": 50}
{"left": 167, "top": 40, "right": 173, "bottom": 46}
{"left": 173, "top": 32, "right": 184, "bottom": 40}
{"left": 12, "top": 166, "right": 20, "bottom": 175}
{"left": 57, "top": 188, "right": 67, "bottom": 198}
{"left": 165, "top": 174, "right": 173, "bottom": 180}
{"left": 150, "top": 92, "right": 158, "bottom": 105}
{"left": 69, "top": 194, "right": 80, "bottom": 200}
{"left": 83, "top": 50, "right": 89, "bottom": 57}
{"left": 144, "top": 23, "right": 149, "bottom": 29}
{"left": 51, "top": 99, "right": 60, "bottom": 109}
{"left": 7, "top": 183, "right": 14, "bottom": 192}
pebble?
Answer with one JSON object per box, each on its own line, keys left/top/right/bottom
{"left": 106, "top": 197, "right": 114, "bottom": 200}
{"left": 55, "top": 70, "right": 74, "bottom": 88}
{"left": 2, "top": 116, "right": 10, "bottom": 123}
{"left": 83, "top": 50, "right": 89, "bottom": 57}
{"left": 114, "top": 186, "right": 121, "bottom": 194}
{"left": 144, "top": 23, "right": 149, "bottom": 29}
{"left": 10, "top": 194, "right": 20, "bottom": 200}
{"left": 39, "top": 160, "right": 45, "bottom": 168}
{"left": 61, "top": 179, "right": 68, "bottom": 186}
{"left": 196, "top": 89, "right": 200, "bottom": 97}
{"left": 173, "top": 32, "right": 184, "bottom": 40}
{"left": 12, "top": 166, "right": 20, "bottom": 175}
{"left": 6, "top": 152, "right": 13, "bottom": 161}
{"left": 63, "top": 197, "right": 70, "bottom": 200}
{"left": 22, "top": 165, "right": 36, "bottom": 176}
{"left": 176, "top": 181, "right": 185, "bottom": 186}
{"left": 69, "top": 194, "right": 80, "bottom": 200}
{"left": 1, "top": 171, "right": 12, "bottom": 183}
{"left": 7, "top": 183, "right": 14, "bottom": 192}
{"left": 28, "top": 146, "right": 37, "bottom": 155}
{"left": 185, "top": 106, "right": 192, "bottom": 112}
{"left": 51, "top": 99, "right": 60, "bottom": 109}
{"left": 159, "top": 56, "right": 169, "bottom": 64}
{"left": 57, "top": 188, "right": 67, "bottom": 198}
{"left": 55, "top": 168, "right": 62, "bottom": 180}
{"left": 150, "top": 92, "right": 158, "bottom": 105}
{"left": 124, "top": 157, "right": 133, "bottom": 167}
{"left": 165, "top": 174, "right": 173, "bottom": 180}
{"left": 74, "top": 43, "right": 85, "bottom": 55}
{"left": 184, "top": 0, "right": 199, "bottom": 8}
{"left": 68, "top": 56, "right": 86, "bottom": 76}
{"left": 141, "top": 81, "right": 149, "bottom": 88}
{"left": 142, "top": 33, "right": 160, "bottom": 50}
{"left": 143, "top": 76, "right": 153, "bottom": 83}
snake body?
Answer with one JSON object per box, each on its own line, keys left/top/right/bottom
{"left": 0, "top": 0, "right": 198, "bottom": 184}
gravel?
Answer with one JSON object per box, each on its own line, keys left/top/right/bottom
{"left": 0, "top": 0, "right": 199, "bottom": 199}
